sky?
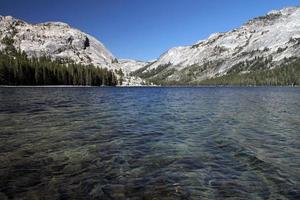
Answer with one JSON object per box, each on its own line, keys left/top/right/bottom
{"left": 0, "top": 0, "right": 299, "bottom": 61}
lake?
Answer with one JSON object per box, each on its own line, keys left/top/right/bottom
{"left": 0, "top": 87, "right": 299, "bottom": 199}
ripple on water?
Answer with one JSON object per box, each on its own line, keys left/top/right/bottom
{"left": 0, "top": 87, "right": 299, "bottom": 199}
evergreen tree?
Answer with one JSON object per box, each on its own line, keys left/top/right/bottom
{"left": 0, "top": 51, "right": 118, "bottom": 86}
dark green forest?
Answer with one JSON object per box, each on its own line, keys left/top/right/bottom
{"left": 0, "top": 52, "right": 118, "bottom": 86}
{"left": 0, "top": 36, "right": 118, "bottom": 86}
{"left": 141, "top": 58, "right": 300, "bottom": 86}
{"left": 198, "top": 59, "right": 300, "bottom": 86}
{"left": 1, "top": 34, "right": 299, "bottom": 86}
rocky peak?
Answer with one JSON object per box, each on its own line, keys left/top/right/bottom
{"left": 38, "top": 21, "right": 71, "bottom": 28}
{"left": 135, "top": 6, "right": 300, "bottom": 83}
{"left": 0, "top": 15, "right": 115, "bottom": 68}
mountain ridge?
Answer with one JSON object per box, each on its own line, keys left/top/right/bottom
{"left": 0, "top": 15, "right": 150, "bottom": 85}
{"left": 0, "top": 6, "right": 300, "bottom": 86}
{"left": 133, "top": 6, "right": 300, "bottom": 85}
{"left": 0, "top": 15, "right": 114, "bottom": 68}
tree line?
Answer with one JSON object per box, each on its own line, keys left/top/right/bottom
{"left": 139, "top": 57, "right": 300, "bottom": 86}
{"left": 0, "top": 51, "right": 118, "bottom": 86}
{"left": 198, "top": 59, "right": 300, "bottom": 86}
{"left": 0, "top": 35, "right": 118, "bottom": 86}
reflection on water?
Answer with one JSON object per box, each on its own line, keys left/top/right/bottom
{"left": 0, "top": 87, "right": 299, "bottom": 199}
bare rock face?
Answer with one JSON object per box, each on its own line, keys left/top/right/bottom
{"left": 135, "top": 7, "right": 300, "bottom": 83}
{"left": 1, "top": 7, "right": 299, "bottom": 85}
{"left": 0, "top": 16, "right": 114, "bottom": 68}
{"left": 120, "top": 59, "right": 152, "bottom": 86}
{"left": 117, "top": 59, "right": 151, "bottom": 75}
{"left": 0, "top": 16, "right": 149, "bottom": 85}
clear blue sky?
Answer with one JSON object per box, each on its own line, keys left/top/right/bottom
{"left": 0, "top": 0, "right": 299, "bottom": 61}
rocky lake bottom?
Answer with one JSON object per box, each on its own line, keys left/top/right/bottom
{"left": 0, "top": 87, "right": 299, "bottom": 199}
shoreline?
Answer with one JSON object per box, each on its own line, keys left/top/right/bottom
{"left": 0, "top": 85, "right": 299, "bottom": 88}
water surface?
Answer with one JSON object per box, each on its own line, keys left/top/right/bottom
{"left": 0, "top": 87, "right": 299, "bottom": 199}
